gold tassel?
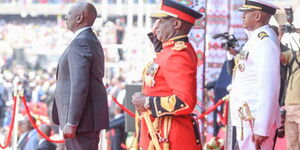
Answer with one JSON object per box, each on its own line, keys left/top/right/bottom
{"left": 163, "top": 142, "right": 170, "bottom": 150}
{"left": 148, "top": 141, "right": 155, "bottom": 150}
{"left": 144, "top": 111, "right": 161, "bottom": 150}
{"left": 132, "top": 111, "right": 140, "bottom": 150}
{"left": 148, "top": 117, "right": 160, "bottom": 150}
{"left": 161, "top": 116, "right": 172, "bottom": 150}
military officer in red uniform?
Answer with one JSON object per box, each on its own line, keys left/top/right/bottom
{"left": 131, "top": 0, "right": 203, "bottom": 150}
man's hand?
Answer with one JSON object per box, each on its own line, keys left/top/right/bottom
{"left": 63, "top": 124, "right": 77, "bottom": 139}
{"left": 228, "top": 48, "right": 239, "bottom": 56}
{"left": 132, "top": 92, "right": 148, "bottom": 112}
{"left": 279, "top": 25, "right": 285, "bottom": 41}
{"left": 280, "top": 54, "right": 287, "bottom": 64}
{"left": 252, "top": 134, "right": 268, "bottom": 149}
{"left": 151, "top": 19, "right": 160, "bottom": 36}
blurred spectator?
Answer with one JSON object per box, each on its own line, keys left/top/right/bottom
{"left": 106, "top": 76, "right": 126, "bottom": 150}
{"left": 55, "top": 143, "right": 66, "bottom": 150}
{"left": 109, "top": 106, "right": 126, "bottom": 150}
{"left": 0, "top": 76, "right": 8, "bottom": 127}
{"left": 17, "top": 119, "right": 26, "bottom": 139}
{"left": 17, "top": 120, "right": 29, "bottom": 150}
{"left": 280, "top": 26, "right": 300, "bottom": 150}
{"left": 43, "top": 79, "right": 56, "bottom": 118}
{"left": 115, "top": 17, "right": 125, "bottom": 61}
{"left": 107, "top": 76, "right": 125, "bottom": 119}
{"left": 36, "top": 124, "right": 56, "bottom": 150}
{"left": 17, "top": 116, "right": 38, "bottom": 150}
{"left": 0, "top": 0, "right": 160, "bottom": 3}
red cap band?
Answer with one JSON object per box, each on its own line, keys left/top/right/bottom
{"left": 162, "top": 5, "right": 196, "bottom": 24}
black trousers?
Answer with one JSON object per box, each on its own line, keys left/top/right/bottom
{"left": 65, "top": 131, "right": 100, "bottom": 150}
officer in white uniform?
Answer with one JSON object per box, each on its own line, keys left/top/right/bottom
{"left": 229, "top": 0, "right": 281, "bottom": 149}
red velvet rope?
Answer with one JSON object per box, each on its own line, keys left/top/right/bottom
{"left": 220, "top": 100, "right": 229, "bottom": 125}
{"left": 110, "top": 94, "right": 227, "bottom": 121}
{"left": 208, "top": 96, "right": 215, "bottom": 103}
{"left": 111, "top": 96, "right": 135, "bottom": 118}
{"left": 209, "top": 96, "right": 225, "bottom": 118}
{"left": 197, "top": 99, "right": 226, "bottom": 120}
{"left": 0, "top": 96, "right": 17, "bottom": 149}
{"left": 218, "top": 100, "right": 229, "bottom": 125}
{"left": 21, "top": 96, "right": 65, "bottom": 143}
{"left": 0, "top": 92, "right": 228, "bottom": 149}
{"left": 208, "top": 95, "right": 229, "bottom": 125}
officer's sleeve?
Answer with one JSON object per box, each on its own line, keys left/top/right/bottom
{"left": 149, "top": 50, "right": 197, "bottom": 117}
{"left": 147, "top": 32, "right": 162, "bottom": 53}
{"left": 253, "top": 39, "right": 280, "bottom": 136}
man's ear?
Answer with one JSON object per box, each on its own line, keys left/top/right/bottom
{"left": 255, "top": 11, "right": 262, "bottom": 22}
{"left": 173, "top": 19, "right": 182, "bottom": 30}
{"left": 77, "top": 14, "right": 84, "bottom": 24}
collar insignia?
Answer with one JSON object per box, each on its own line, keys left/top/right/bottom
{"left": 172, "top": 41, "right": 187, "bottom": 51}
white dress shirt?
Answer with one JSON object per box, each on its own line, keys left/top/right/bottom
{"left": 72, "top": 26, "right": 91, "bottom": 41}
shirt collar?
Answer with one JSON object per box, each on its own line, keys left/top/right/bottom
{"left": 38, "top": 139, "right": 46, "bottom": 145}
{"left": 162, "top": 35, "right": 188, "bottom": 49}
{"left": 114, "top": 114, "right": 123, "bottom": 119}
{"left": 28, "top": 129, "right": 36, "bottom": 137}
{"left": 73, "top": 26, "right": 91, "bottom": 40}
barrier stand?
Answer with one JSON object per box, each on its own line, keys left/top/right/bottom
{"left": 99, "top": 129, "right": 107, "bottom": 150}
{"left": 12, "top": 85, "right": 22, "bottom": 150}
{"left": 21, "top": 94, "right": 65, "bottom": 143}
{"left": 0, "top": 95, "right": 17, "bottom": 149}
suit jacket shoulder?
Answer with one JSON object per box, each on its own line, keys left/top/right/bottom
{"left": 36, "top": 140, "right": 56, "bottom": 150}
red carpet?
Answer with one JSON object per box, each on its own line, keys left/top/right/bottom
{"left": 206, "top": 128, "right": 287, "bottom": 149}
{"left": 275, "top": 138, "right": 286, "bottom": 150}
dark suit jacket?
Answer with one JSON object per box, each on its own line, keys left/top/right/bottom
{"left": 52, "top": 28, "right": 109, "bottom": 132}
{"left": 36, "top": 140, "right": 56, "bottom": 150}
{"left": 17, "top": 132, "right": 29, "bottom": 150}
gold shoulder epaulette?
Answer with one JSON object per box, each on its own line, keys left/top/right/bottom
{"left": 258, "top": 31, "right": 269, "bottom": 40}
{"left": 171, "top": 41, "right": 187, "bottom": 51}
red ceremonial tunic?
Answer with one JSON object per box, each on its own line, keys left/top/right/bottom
{"left": 140, "top": 36, "right": 201, "bottom": 150}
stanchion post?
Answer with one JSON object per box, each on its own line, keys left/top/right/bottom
{"left": 99, "top": 129, "right": 107, "bottom": 150}
{"left": 12, "top": 84, "right": 22, "bottom": 150}
{"left": 225, "top": 100, "right": 233, "bottom": 150}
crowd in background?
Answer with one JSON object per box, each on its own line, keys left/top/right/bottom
{"left": 0, "top": 67, "right": 129, "bottom": 149}
{"left": 0, "top": 0, "right": 159, "bottom": 4}
{"left": 0, "top": 14, "right": 153, "bottom": 149}
{"left": 0, "top": 7, "right": 299, "bottom": 150}
{"left": 0, "top": 16, "right": 153, "bottom": 77}
{"left": 0, "top": 0, "right": 295, "bottom": 4}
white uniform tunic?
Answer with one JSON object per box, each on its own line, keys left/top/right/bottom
{"left": 230, "top": 25, "right": 281, "bottom": 149}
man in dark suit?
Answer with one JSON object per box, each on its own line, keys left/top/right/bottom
{"left": 51, "top": 2, "right": 109, "bottom": 150}
{"left": 17, "top": 117, "right": 33, "bottom": 150}
{"left": 17, "top": 116, "right": 39, "bottom": 150}
{"left": 109, "top": 106, "right": 126, "bottom": 150}
{"left": 36, "top": 124, "right": 56, "bottom": 150}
